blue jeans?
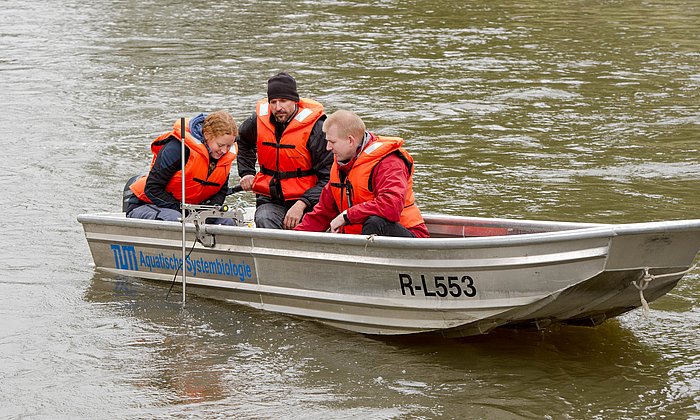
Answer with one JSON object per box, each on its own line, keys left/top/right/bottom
{"left": 127, "top": 204, "right": 234, "bottom": 226}
{"left": 254, "top": 202, "right": 288, "bottom": 229}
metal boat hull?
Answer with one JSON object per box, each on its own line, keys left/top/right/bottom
{"left": 77, "top": 212, "right": 700, "bottom": 337}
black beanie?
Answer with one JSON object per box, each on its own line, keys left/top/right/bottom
{"left": 267, "top": 72, "right": 300, "bottom": 102}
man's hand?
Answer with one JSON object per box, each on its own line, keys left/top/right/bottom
{"left": 330, "top": 211, "right": 348, "bottom": 233}
{"left": 283, "top": 200, "right": 307, "bottom": 229}
{"left": 240, "top": 174, "right": 255, "bottom": 191}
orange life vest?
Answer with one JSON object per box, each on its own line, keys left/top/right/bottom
{"left": 130, "top": 118, "right": 236, "bottom": 204}
{"left": 252, "top": 98, "right": 324, "bottom": 201}
{"left": 329, "top": 136, "right": 425, "bottom": 234}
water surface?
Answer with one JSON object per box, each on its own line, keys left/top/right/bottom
{"left": 0, "top": 0, "right": 698, "bottom": 418}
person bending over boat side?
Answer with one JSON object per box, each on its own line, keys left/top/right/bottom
{"left": 294, "top": 110, "right": 429, "bottom": 238}
{"left": 125, "top": 111, "right": 238, "bottom": 225}
{"left": 236, "top": 72, "right": 333, "bottom": 230}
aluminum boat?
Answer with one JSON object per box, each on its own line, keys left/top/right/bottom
{"left": 77, "top": 209, "right": 700, "bottom": 337}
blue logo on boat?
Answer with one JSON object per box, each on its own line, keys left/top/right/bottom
{"left": 111, "top": 244, "right": 138, "bottom": 271}
{"left": 109, "top": 244, "right": 252, "bottom": 282}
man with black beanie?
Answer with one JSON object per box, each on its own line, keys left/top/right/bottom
{"left": 236, "top": 72, "right": 333, "bottom": 229}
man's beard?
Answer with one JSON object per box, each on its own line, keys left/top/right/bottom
{"left": 273, "top": 112, "right": 289, "bottom": 123}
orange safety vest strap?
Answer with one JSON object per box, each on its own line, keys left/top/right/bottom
{"left": 192, "top": 177, "right": 222, "bottom": 187}
{"left": 261, "top": 141, "right": 296, "bottom": 149}
{"left": 260, "top": 166, "right": 316, "bottom": 180}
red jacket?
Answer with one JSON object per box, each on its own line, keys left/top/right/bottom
{"left": 295, "top": 135, "right": 429, "bottom": 238}
{"left": 328, "top": 136, "right": 425, "bottom": 234}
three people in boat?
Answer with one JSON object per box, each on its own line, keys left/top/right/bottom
{"left": 126, "top": 73, "right": 428, "bottom": 237}
{"left": 125, "top": 111, "right": 238, "bottom": 225}
{"left": 236, "top": 72, "right": 333, "bottom": 230}
{"left": 294, "top": 110, "right": 429, "bottom": 238}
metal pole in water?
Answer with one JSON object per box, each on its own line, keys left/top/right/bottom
{"left": 180, "top": 117, "right": 187, "bottom": 305}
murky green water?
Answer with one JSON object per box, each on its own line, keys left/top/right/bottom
{"left": 1, "top": 0, "right": 698, "bottom": 418}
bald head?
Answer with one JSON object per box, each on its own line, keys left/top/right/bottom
{"left": 323, "top": 109, "right": 366, "bottom": 141}
{"left": 323, "top": 110, "right": 368, "bottom": 162}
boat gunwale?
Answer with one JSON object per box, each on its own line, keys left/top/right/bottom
{"left": 77, "top": 213, "right": 700, "bottom": 250}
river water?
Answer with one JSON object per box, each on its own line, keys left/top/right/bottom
{"left": 1, "top": 0, "right": 698, "bottom": 418}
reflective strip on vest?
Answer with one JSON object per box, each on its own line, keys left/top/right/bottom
{"left": 295, "top": 108, "right": 313, "bottom": 122}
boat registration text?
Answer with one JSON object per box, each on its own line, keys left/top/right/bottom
{"left": 399, "top": 273, "right": 477, "bottom": 298}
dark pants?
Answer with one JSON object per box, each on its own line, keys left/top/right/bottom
{"left": 361, "top": 216, "right": 415, "bottom": 238}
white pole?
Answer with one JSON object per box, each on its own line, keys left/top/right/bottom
{"left": 180, "top": 117, "right": 187, "bottom": 305}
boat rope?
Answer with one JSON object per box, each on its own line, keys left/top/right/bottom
{"left": 632, "top": 262, "right": 698, "bottom": 319}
